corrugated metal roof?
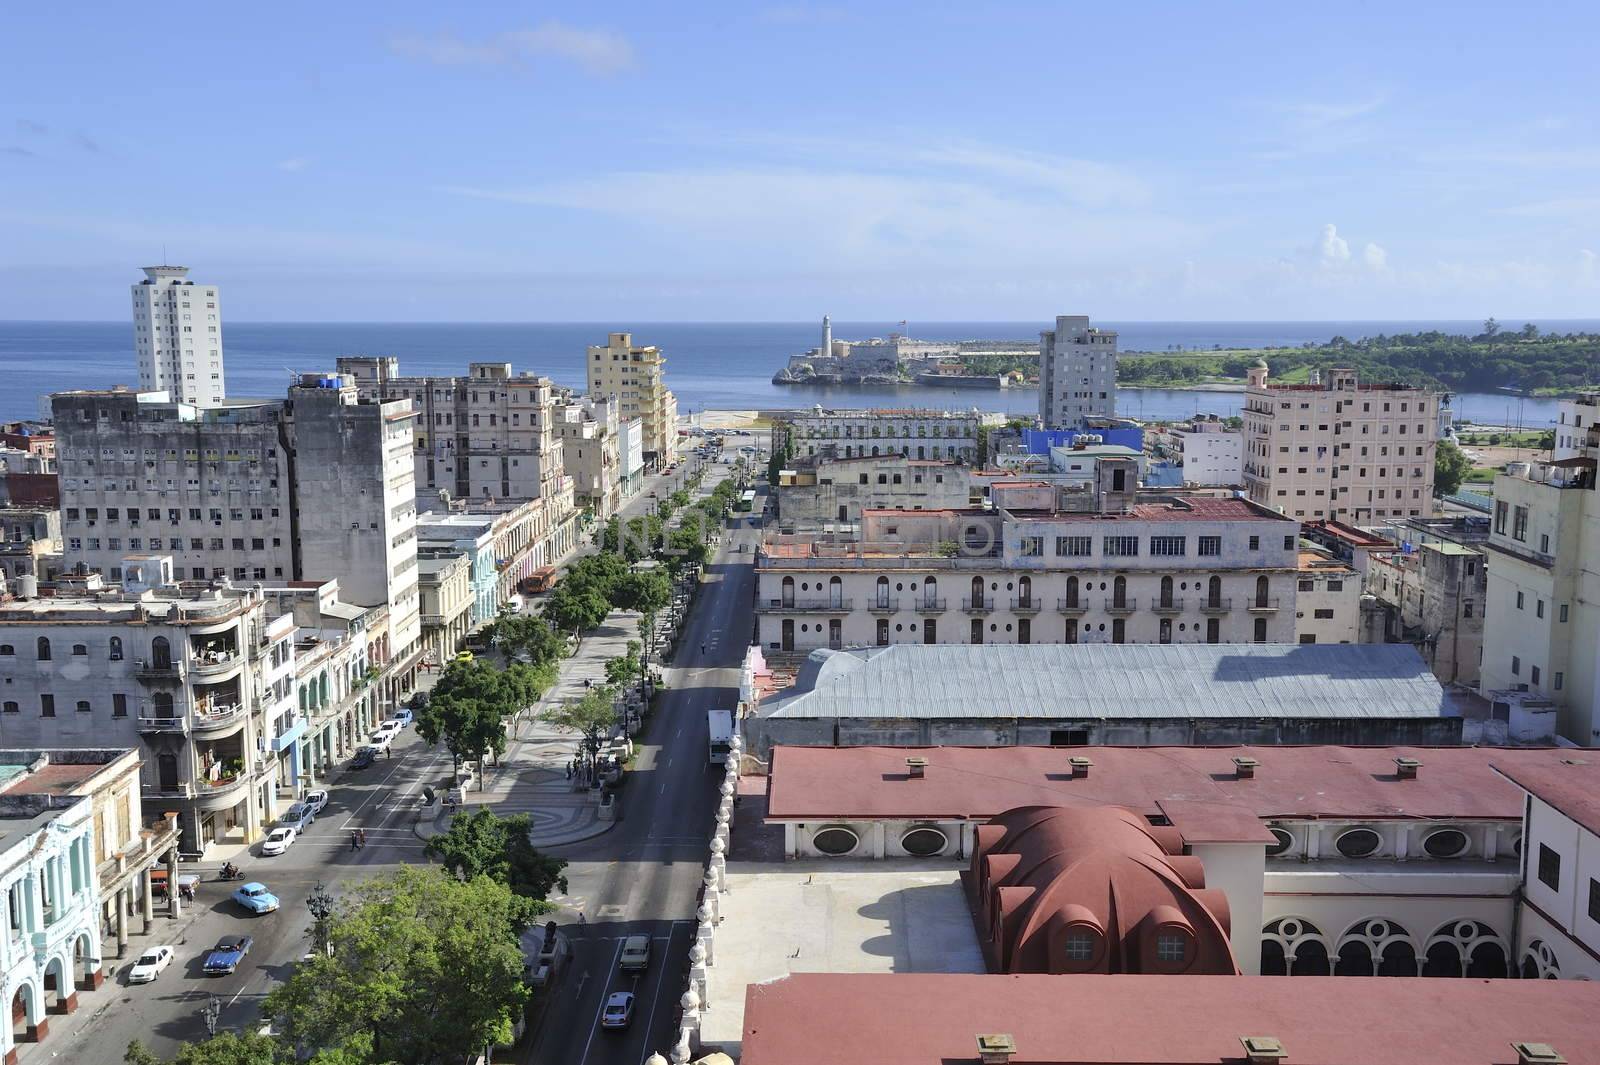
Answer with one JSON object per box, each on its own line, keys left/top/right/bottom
{"left": 759, "top": 643, "right": 1448, "bottom": 721}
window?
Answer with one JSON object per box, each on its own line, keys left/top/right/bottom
{"left": 1512, "top": 505, "right": 1529, "bottom": 542}
{"left": 40, "top": 694, "right": 55, "bottom": 717}
{"left": 36, "top": 637, "right": 50, "bottom": 661}
{"left": 1197, "top": 535, "right": 1221, "bottom": 556}
{"left": 1560, "top": 604, "right": 1569, "bottom": 623}
{"left": 1103, "top": 536, "right": 1139, "bottom": 557}
{"left": 1, "top": 702, "right": 15, "bottom": 714}
{"left": 1019, "top": 536, "right": 1043, "bottom": 557}
{"left": 1063, "top": 930, "right": 1098, "bottom": 961}
{"left": 1463, "top": 601, "right": 1474, "bottom": 619}
{"left": 1532, "top": 665, "right": 1541, "bottom": 686}
{"left": 1298, "top": 579, "right": 1314, "bottom": 592}
{"left": 1494, "top": 500, "right": 1507, "bottom": 534}
{"left": 1284, "top": 535, "right": 1295, "bottom": 550}
{"left": 1327, "top": 580, "right": 1343, "bottom": 591}
{"left": 1538, "top": 843, "right": 1561, "bottom": 890}
{"left": 1155, "top": 934, "right": 1188, "bottom": 963}
{"left": 1555, "top": 672, "right": 1564, "bottom": 691}
{"left": 1517, "top": 591, "right": 1525, "bottom": 610}
{"left": 72, "top": 643, "right": 88, "bottom": 656}
{"left": 75, "top": 700, "right": 91, "bottom": 713}
{"left": 1314, "top": 608, "right": 1334, "bottom": 619}
{"left": 1512, "top": 655, "right": 1521, "bottom": 676}
{"left": 1589, "top": 878, "right": 1600, "bottom": 924}
{"left": 1149, "top": 536, "right": 1186, "bottom": 557}
{"left": 1336, "top": 827, "right": 1382, "bottom": 857}
{"left": 113, "top": 694, "right": 127, "bottom": 718}
{"left": 1248, "top": 535, "right": 1260, "bottom": 551}
{"left": 1055, "top": 535, "right": 1092, "bottom": 557}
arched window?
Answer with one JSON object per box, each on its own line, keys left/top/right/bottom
{"left": 1113, "top": 576, "right": 1127, "bottom": 608}
{"left": 876, "top": 576, "right": 890, "bottom": 608}
{"left": 36, "top": 637, "right": 51, "bottom": 662}
{"left": 0, "top": 644, "right": 13, "bottom": 656}
{"left": 970, "top": 576, "right": 984, "bottom": 609}
{"left": 1159, "top": 575, "right": 1174, "bottom": 608}
{"left": 1336, "top": 918, "right": 1415, "bottom": 977}
{"left": 829, "top": 576, "right": 843, "bottom": 607}
{"left": 72, "top": 643, "right": 88, "bottom": 657}
{"left": 781, "top": 576, "right": 795, "bottom": 608}
{"left": 1262, "top": 917, "right": 1330, "bottom": 976}
{"left": 152, "top": 692, "right": 174, "bottom": 719}
{"left": 108, "top": 636, "right": 123, "bottom": 661}
{"left": 75, "top": 700, "right": 91, "bottom": 714}
{"left": 923, "top": 576, "right": 938, "bottom": 607}
{"left": 151, "top": 636, "right": 171, "bottom": 669}
{"left": 1207, "top": 575, "right": 1222, "bottom": 606}
{"left": 1018, "top": 576, "right": 1032, "bottom": 608}
{"left": 1254, "top": 617, "right": 1268, "bottom": 643}
{"left": 1423, "top": 921, "right": 1509, "bottom": 978}
{"left": 1255, "top": 575, "right": 1270, "bottom": 607}
{"left": 1064, "top": 576, "right": 1079, "bottom": 608}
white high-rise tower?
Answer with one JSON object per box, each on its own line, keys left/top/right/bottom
{"left": 132, "top": 265, "right": 225, "bottom": 406}
{"left": 821, "top": 315, "right": 832, "bottom": 357}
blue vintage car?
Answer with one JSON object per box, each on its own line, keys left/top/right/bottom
{"left": 232, "top": 882, "right": 280, "bottom": 915}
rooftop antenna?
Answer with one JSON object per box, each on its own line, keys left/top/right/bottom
{"left": 162, "top": 242, "right": 167, "bottom": 266}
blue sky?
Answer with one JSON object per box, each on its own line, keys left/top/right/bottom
{"left": 3, "top": 2, "right": 1598, "bottom": 321}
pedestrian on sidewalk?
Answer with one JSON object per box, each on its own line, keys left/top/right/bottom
{"left": 350, "top": 832, "right": 359, "bottom": 852}
{"left": 359, "top": 829, "right": 368, "bottom": 848}
{"left": 701, "top": 643, "right": 707, "bottom": 656}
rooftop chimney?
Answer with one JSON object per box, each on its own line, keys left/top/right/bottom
{"left": 906, "top": 756, "right": 928, "bottom": 779}
{"left": 976, "top": 1034, "right": 1016, "bottom": 1065}
{"left": 1233, "top": 755, "right": 1260, "bottom": 779}
{"left": 1512, "top": 1043, "right": 1566, "bottom": 1065}
{"left": 1240, "top": 1036, "right": 1287, "bottom": 1064}
{"left": 1069, "top": 756, "right": 1093, "bottom": 779}
{"left": 1395, "top": 756, "right": 1422, "bottom": 780}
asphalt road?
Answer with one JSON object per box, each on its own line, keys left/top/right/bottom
{"left": 525, "top": 490, "right": 762, "bottom": 1063}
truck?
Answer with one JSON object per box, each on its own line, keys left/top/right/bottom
{"left": 707, "top": 709, "right": 734, "bottom": 765}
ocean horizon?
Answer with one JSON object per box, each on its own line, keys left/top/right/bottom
{"left": 3, "top": 318, "right": 1592, "bottom": 426}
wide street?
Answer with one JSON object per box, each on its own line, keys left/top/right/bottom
{"left": 28, "top": 430, "right": 766, "bottom": 1065}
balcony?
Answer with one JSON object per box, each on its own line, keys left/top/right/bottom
{"left": 913, "top": 598, "right": 947, "bottom": 613}
{"left": 1103, "top": 598, "right": 1138, "bottom": 615}
{"left": 865, "top": 598, "right": 899, "bottom": 614}
{"left": 961, "top": 597, "right": 993, "bottom": 614}
{"left": 188, "top": 647, "right": 243, "bottom": 679}
{"left": 766, "top": 598, "right": 852, "bottom": 613}
{"left": 192, "top": 703, "right": 247, "bottom": 734}
{"left": 1057, "top": 597, "right": 1088, "bottom": 615}
{"left": 1152, "top": 598, "right": 1185, "bottom": 615}
{"left": 1010, "top": 597, "right": 1043, "bottom": 615}
{"left": 137, "top": 715, "right": 188, "bottom": 734}
{"left": 1199, "top": 598, "right": 1232, "bottom": 614}
{"left": 1247, "top": 597, "right": 1281, "bottom": 613}
{"left": 133, "top": 659, "right": 180, "bottom": 682}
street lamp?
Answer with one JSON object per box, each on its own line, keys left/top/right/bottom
{"left": 308, "top": 880, "right": 335, "bottom": 958}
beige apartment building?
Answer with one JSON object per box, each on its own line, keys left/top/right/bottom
{"left": 1292, "top": 550, "right": 1361, "bottom": 645}
{"left": 586, "top": 333, "right": 678, "bottom": 464}
{"left": 554, "top": 393, "right": 623, "bottom": 520}
{"left": 1242, "top": 363, "right": 1440, "bottom": 522}
{"left": 755, "top": 462, "right": 1301, "bottom": 654}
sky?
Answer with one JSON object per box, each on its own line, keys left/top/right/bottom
{"left": 2, "top": 2, "right": 1599, "bottom": 322}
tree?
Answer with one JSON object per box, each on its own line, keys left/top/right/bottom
{"left": 415, "top": 660, "right": 517, "bottom": 777}
{"left": 495, "top": 612, "right": 565, "bottom": 668}
{"left": 543, "top": 583, "right": 611, "bottom": 635}
{"left": 125, "top": 1033, "right": 282, "bottom": 1065}
{"left": 1434, "top": 439, "right": 1474, "bottom": 497}
{"left": 263, "top": 868, "right": 536, "bottom": 1065}
{"left": 663, "top": 523, "right": 710, "bottom": 576}
{"left": 1482, "top": 317, "right": 1501, "bottom": 337}
{"left": 424, "top": 807, "right": 568, "bottom": 908}
{"left": 604, "top": 514, "right": 664, "bottom": 563}
{"left": 605, "top": 641, "right": 642, "bottom": 687}
{"left": 539, "top": 685, "right": 618, "bottom": 766}
{"left": 615, "top": 569, "right": 672, "bottom": 671}
{"left": 1522, "top": 322, "right": 1540, "bottom": 340}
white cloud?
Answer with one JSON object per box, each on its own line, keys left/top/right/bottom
{"left": 1496, "top": 196, "right": 1600, "bottom": 219}
{"left": 1580, "top": 249, "right": 1598, "bottom": 287}
{"left": 1363, "top": 242, "right": 1388, "bottom": 271}
{"left": 277, "top": 157, "right": 310, "bottom": 172}
{"left": 1317, "top": 223, "right": 1351, "bottom": 265}
{"left": 389, "top": 22, "right": 634, "bottom": 76}
{"left": 1277, "top": 95, "right": 1387, "bottom": 128}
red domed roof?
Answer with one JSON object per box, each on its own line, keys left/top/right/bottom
{"left": 966, "top": 805, "right": 1236, "bottom": 975}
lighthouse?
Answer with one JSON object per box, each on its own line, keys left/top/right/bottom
{"left": 821, "top": 315, "right": 832, "bottom": 358}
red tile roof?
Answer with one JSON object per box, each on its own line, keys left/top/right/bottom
{"left": 741, "top": 973, "right": 1600, "bottom": 1065}
{"left": 765, "top": 745, "right": 1566, "bottom": 824}
{"left": 1493, "top": 756, "right": 1600, "bottom": 837}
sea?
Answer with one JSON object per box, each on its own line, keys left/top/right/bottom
{"left": 2, "top": 318, "right": 1595, "bottom": 429}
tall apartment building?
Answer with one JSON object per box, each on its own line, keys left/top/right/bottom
{"left": 755, "top": 461, "right": 1301, "bottom": 654}
{"left": 1038, "top": 314, "right": 1118, "bottom": 428}
{"left": 1554, "top": 392, "right": 1599, "bottom": 461}
{"left": 1242, "top": 363, "right": 1440, "bottom": 522}
{"left": 1480, "top": 455, "right": 1600, "bottom": 744}
{"left": 336, "top": 357, "right": 567, "bottom": 505}
{"left": 131, "top": 266, "right": 224, "bottom": 406}
{"left": 775, "top": 407, "right": 987, "bottom": 463}
{"left": 585, "top": 333, "right": 678, "bottom": 463}
{"left": 553, "top": 393, "right": 622, "bottom": 519}
{"left": 1167, "top": 416, "right": 1244, "bottom": 486}
{"left": 51, "top": 373, "right": 422, "bottom": 670}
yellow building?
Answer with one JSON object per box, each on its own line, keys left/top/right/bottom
{"left": 585, "top": 333, "right": 678, "bottom": 464}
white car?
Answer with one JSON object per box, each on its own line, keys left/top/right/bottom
{"left": 389, "top": 708, "right": 415, "bottom": 728}
{"left": 366, "top": 728, "right": 396, "bottom": 752}
{"left": 128, "top": 945, "right": 175, "bottom": 984}
{"left": 260, "top": 826, "right": 297, "bottom": 856}
{"left": 276, "top": 803, "right": 315, "bottom": 833}
{"left": 301, "top": 789, "right": 329, "bottom": 816}
{"left": 374, "top": 719, "right": 403, "bottom": 740}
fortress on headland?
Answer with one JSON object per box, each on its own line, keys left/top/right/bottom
{"left": 772, "top": 316, "right": 1036, "bottom": 389}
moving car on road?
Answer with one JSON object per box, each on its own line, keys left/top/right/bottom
{"left": 232, "top": 882, "right": 280, "bottom": 914}
{"left": 601, "top": 991, "right": 636, "bottom": 1030}
{"left": 128, "top": 946, "right": 175, "bottom": 984}
{"left": 260, "top": 826, "right": 297, "bottom": 856}
{"left": 389, "top": 707, "right": 415, "bottom": 727}
{"left": 619, "top": 933, "right": 651, "bottom": 973}
{"left": 202, "top": 935, "right": 254, "bottom": 975}
{"left": 350, "top": 747, "right": 378, "bottom": 770}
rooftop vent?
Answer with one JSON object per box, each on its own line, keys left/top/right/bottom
{"left": 976, "top": 1033, "right": 1016, "bottom": 1065}
{"left": 1233, "top": 755, "right": 1260, "bottom": 779}
{"left": 1240, "top": 1036, "right": 1288, "bottom": 1064}
{"left": 1068, "top": 756, "right": 1093, "bottom": 779}
{"left": 1395, "top": 756, "right": 1422, "bottom": 780}
{"left": 905, "top": 756, "right": 928, "bottom": 779}
{"left": 1512, "top": 1043, "right": 1566, "bottom": 1065}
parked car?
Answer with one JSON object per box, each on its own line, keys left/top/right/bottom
{"left": 301, "top": 789, "right": 329, "bottom": 816}
{"left": 260, "top": 826, "right": 297, "bottom": 856}
{"left": 350, "top": 747, "right": 378, "bottom": 770}
{"left": 619, "top": 934, "right": 651, "bottom": 973}
{"left": 390, "top": 707, "right": 415, "bottom": 727}
{"left": 232, "top": 882, "right": 280, "bottom": 914}
{"left": 366, "top": 729, "right": 395, "bottom": 752}
{"left": 406, "top": 690, "right": 430, "bottom": 711}
{"left": 202, "top": 935, "right": 255, "bottom": 975}
{"left": 453, "top": 650, "right": 475, "bottom": 664}
{"left": 128, "top": 945, "right": 175, "bottom": 984}
{"left": 277, "top": 803, "right": 315, "bottom": 833}
{"left": 373, "top": 720, "right": 403, "bottom": 742}
{"left": 601, "top": 991, "right": 636, "bottom": 1030}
